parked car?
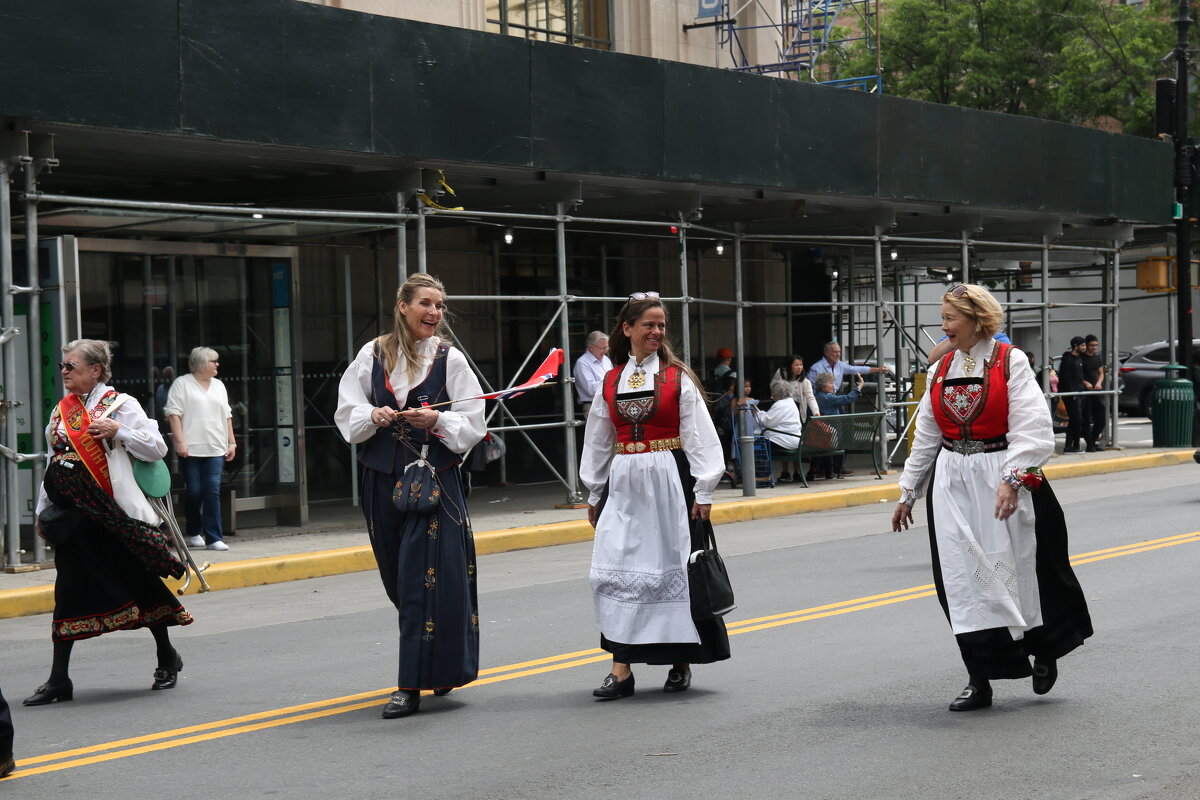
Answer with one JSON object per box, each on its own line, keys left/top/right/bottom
{"left": 1117, "top": 339, "right": 1200, "bottom": 417}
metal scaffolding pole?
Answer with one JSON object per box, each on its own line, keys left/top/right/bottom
{"left": 1041, "top": 237, "right": 1052, "bottom": 405}
{"left": 556, "top": 203, "right": 583, "bottom": 505}
{"left": 873, "top": 227, "right": 887, "bottom": 470}
{"left": 396, "top": 191, "right": 408, "bottom": 284}
{"left": 678, "top": 223, "right": 691, "bottom": 365}
{"left": 960, "top": 230, "right": 970, "bottom": 284}
{"left": 24, "top": 162, "right": 45, "bottom": 562}
{"left": 2, "top": 159, "right": 19, "bottom": 566}
{"left": 416, "top": 202, "right": 427, "bottom": 275}
{"left": 344, "top": 256, "right": 359, "bottom": 507}
{"left": 1110, "top": 247, "right": 1121, "bottom": 449}
{"left": 734, "top": 234, "right": 755, "bottom": 496}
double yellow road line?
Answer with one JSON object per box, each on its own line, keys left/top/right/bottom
{"left": 9, "top": 529, "right": 1200, "bottom": 781}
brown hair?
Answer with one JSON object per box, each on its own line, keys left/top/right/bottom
{"left": 607, "top": 297, "right": 703, "bottom": 391}
{"left": 377, "top": 273, "right": 448, "bottom": 380}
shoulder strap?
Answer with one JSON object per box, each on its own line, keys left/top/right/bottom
{"left": 96, "top": 392, "right": 130, "bottom": 421}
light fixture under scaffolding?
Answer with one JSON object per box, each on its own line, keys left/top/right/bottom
{"left": 504, "top": 227, "right": 514, "bottom": 245}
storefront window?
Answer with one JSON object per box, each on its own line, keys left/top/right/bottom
{"left": 486, "top": 0, "right": 612, "bottom": 49}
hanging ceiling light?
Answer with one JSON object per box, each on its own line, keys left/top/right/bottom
{"left": 715, "top": 241, "right": 725, "bottom": 255}
{"left": 890, "top": 247, "right": 898, "bottom": 260}
{"left": 504, "top": 228, "right": 514, "bottom": 245}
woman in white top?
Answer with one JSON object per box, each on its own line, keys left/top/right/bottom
{"left": 769, "top": 354, "right": 820, "bottom": 481}
{"left": 164, "top": 346, "right": 235, "bottom": 551}
{"left": 891, "top": 284, "right": 1092, "bottom": 712}
{"left": 336, "top": 273, "right": 486, "bottom": 720}
{"left": 580, "top": 292, "right": 729, "bottom": 700}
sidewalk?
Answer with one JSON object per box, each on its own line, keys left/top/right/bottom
{"left": 1, "top": 445, "right": 1193, "bottom": 619}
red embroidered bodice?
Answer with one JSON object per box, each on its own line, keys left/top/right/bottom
{"left": 602, "top": 365, "right": 682, "bottom": 443}
{"left": 931, "top": 341, "right": 1012, "bottom": 440}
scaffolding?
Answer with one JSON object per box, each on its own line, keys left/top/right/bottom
{"left": 719, "top": 0, "right": 881, "bottom": 90}
{"left": 1, "top": 169, "right": 1129, "bottom": 568}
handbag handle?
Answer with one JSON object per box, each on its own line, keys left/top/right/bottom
{"left": 691, "top": 515, "right": 719, "bottom": 556}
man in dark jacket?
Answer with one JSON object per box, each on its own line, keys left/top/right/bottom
{"left": 1058, "top": 336, "right": 1087, "bottom": 453}
{"left": 1080, "top": 334, "right": 1107, "bottom": 451}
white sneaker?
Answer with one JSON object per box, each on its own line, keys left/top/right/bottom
{"left": 207, "top": 541, "right": 229, "bottom": 551}
{"left": 186, "top": 535, "right": 205, "bottom": 548}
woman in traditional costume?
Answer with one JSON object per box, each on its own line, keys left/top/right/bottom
{"left": 581, "top": 292, "right": 729, "bottom": 699}
{"left": 26, "top": 339, "right": 191, "bottom": 707}
{"left": 892, "top": 284, "right": 1093, "bottom": 711}
{"left": 336, "top": 273, "right": 485, "bottom": 719}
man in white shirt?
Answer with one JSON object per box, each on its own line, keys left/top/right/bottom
{"left": 573, "top": 331, "right": 612, "bottom": 413}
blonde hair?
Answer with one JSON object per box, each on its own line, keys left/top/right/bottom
{"left": 942, "top": 283, "right": 1004, "bottom": 339}
{"left": 378, "top": 273, "right": 448, "bottom": 380}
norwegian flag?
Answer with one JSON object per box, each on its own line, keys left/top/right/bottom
{"left": 478, "top": 348, "right": 564, "bottom": 401}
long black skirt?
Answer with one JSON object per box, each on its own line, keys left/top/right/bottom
{"left": 362, "top": 464, "right": 479, "bottom": 691}
{"left": 43, "top": 460, "right": 192, "bottom": 642}
{"left": 600, "top": 450, "right": 731, "bottom": 666}
{"left": 926, "top": 468, "right": 1093, "bottom": 680}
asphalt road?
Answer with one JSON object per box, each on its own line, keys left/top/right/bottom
{"left": 3, "top": 463, "right": 1199, "bottom": 799}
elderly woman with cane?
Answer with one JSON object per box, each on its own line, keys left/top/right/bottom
{"left": 26, "top": 339, "right": 191, "bottom": 707}
{"left": 892, "top": 284, "right": 1092, "bottom": 712}
{"left": 581, "top": 291, "right": 729, "bottom": 699}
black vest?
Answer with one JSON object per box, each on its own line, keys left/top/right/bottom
{"left": 359, "top": 341, "right": 462, "bottom": 475}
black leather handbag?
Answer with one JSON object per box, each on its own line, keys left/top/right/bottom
{"left": 37, "top": 503, "right": 82, "bottom": 546}
{"left": 688, "top": 518, "right": 736, "bottom": 619}
{"left": 392, "top": 445, "right": 442, "bottom": 515}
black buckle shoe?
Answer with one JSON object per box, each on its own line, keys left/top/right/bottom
{"left": 663, "top": 669, "right": 692, "bottom": 693}
{"left": 382, "top": 690, "right": 421, "bottom": 719}
{"left": 23, "top": 679, "right": 73, "bottom": 706}
{"left": 152, "top": 652, "right": 183, "bottom": 690}
{"left": 592, "top": 673, "right": 635, "bottom": 700}
{"left": 0, "top": 752, "right": 15, "bottom": 779}
{"left": 433, "top": 687, "right": 453, "bottom": 697}
{"left": 948, "top": 684, "right": 992, "bottom": 712}
{"left": 1032, "top": 660, "right": 1058, "bottom": 695}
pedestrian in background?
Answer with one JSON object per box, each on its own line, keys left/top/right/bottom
{"left": 336, "top": 273, "right": 486, "bottom": 719}
{"left": 581, "top": 292, "right": 729, "bottom": 700}
{"left": 770, "top": 354, "right": 820, "bottom": 482}
{"left": 892, "top": 284, "right": 1092, "bottom": 712}
{"left": 810, "top": 372, "right": 862, "bottom": 480}
{"left": 1058, "top": 336, "right": 1087, "bottom": 453}
{"left": 572, "top": 330, "right": 612, "bottom": 414}
{"left": 1081, "top": 334, "right": 1106, "bottom": 452}
{"left": 165, "top": 347, "right": 235, "bottom": 551}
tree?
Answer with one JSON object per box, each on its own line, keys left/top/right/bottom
{"left": 826, "top": 0, "right": 1184, "bottom": 136}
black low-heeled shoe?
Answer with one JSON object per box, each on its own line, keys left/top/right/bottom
{"left": 663, "top": 669, "right": 692, "bottom": 693}
{"left": 0, "top": 752, "right": 14, "bottom": 779}
{"left": 1032, "top": 659, "right": 1058, "bottom": 695}
{"left": 152, "top": 652, "right": 183, "bottom": 691}
{"left": 433, "top": 687, "right": 453, "bottom": 697}
{"left": 948, "top": 683, "right": 992, "bottom": 712}
{"left": 592, "top": 673, "right": 635, "bottom": 700}
{"left": 23, "top": 679, "right": 73, "bottom": 706}
{"left": 382, "top": 690, "right": 421, "bottom": 719}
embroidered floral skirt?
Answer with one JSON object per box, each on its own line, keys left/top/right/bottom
{"left": 362, "top": 464, "right": 479, "bottom": 692}
{"left": 43, "top": 461, "right": 193, "bottom": 643}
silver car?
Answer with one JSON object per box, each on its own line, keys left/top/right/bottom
{"left": 1118, "top": 339, "right": 1200, "bottom": 417}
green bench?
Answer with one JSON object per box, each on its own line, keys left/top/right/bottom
{"left": 772, "top": 410, "right": 886, "bottom": 488}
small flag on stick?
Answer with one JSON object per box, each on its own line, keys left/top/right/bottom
{"left": 477, "top": 348, "right": 564, "bottom": 401}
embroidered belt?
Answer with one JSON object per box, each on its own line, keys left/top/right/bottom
{"left": 614, "top": 436, "right": 682, "bottom": 455}
{"left": 52, "top": 451, "right": 81, "bottom": 462}
{"left": 941, "top": 436, "right": 1008, "bottom": 456}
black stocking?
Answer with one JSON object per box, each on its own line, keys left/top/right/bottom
{"left": 150, "top": 626, "right": 175, "bottom": 669}
{"left": 49, "top": 640, "right": 74, "bottom": 684}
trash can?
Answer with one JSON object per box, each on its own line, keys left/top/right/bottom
{"left": 1151, "top": 365, "right": 1194, "bottom": 446}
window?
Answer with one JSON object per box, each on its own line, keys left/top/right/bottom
{"left": 486, "top": 0, "right": 612, "bottom": 50}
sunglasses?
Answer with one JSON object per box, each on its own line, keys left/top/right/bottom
{"left": 629, "top": 291, "right": 661, "bottom": 301}
{"left": 950, "top": 285, "right": 969, "bottom": 298}
{"left": 58, "top": 361, "right": 80, "bottom": 372}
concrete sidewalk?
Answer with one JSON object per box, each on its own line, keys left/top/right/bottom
{"left": 0, "top": 446, "right": 1193, "bottom": 619}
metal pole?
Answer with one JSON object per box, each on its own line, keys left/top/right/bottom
{"left": 24, "top": 163, "right": 45, "bottom": 562}
{"left": 1174, "top": 0, "right": 1197, "bottom": 443}
{"left": 960, "top": 230, "right": 970, "bottom": 284}
{"left": 397, "top": 192, "right": 408, "bottom": 284}
{"left": 2, "top": 160, "right": 20, "bottom": 566}
{"left": 696, "top": 249, "right": 706, "bottom": 375}
{"left": 345, "top": 256, "right": 359, "bottom": 507}
{"left": 493, "top": 239, "right": 507, "bottom": 486}
{"left": 599, "top": 245, "right": 611, "bottom": 331}
{"left": 1108, "top": 248, "right": 1121, "bottom": 449}
{"left": 556, "top": 203, "right": 582, "bottom": 505}
{"left": 734, "top": 234, "right": 756, "bottom": 496}
{"left": 1041, "top": 237, "right": 1052, "bottom": 404}
{"left": 416, "top": 201, "right": 427, "bottom": 275}
{"left": 678, "top": 223, "right": 691, "bottom": 366}
{"left": 873, "top": 227, "right": 887, "bottom": 471}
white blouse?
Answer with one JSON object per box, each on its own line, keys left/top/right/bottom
{"left": 335, "top": 336, "right": 486, "bottom": 456}
{"left": 899, "top": 339, "right": 1054, "bottom": 499}
{"left": 37, "top": 383, "right": 168, "bottom": 514}
{"left": 579, "top": 353, "right": 725, "bottom": 506}
{"left": 770, "top": 370, "right": 821, "bottom": 421}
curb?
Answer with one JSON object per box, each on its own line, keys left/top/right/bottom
{"left": 1, "top": 449, "right": 1193, "bottom": 620}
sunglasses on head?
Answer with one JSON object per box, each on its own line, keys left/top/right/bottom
{"left": 950, "top": 285, "right": 969, "bottom": 298}
{"left": 629, "top": 291, "right": 661, "bottom": 301}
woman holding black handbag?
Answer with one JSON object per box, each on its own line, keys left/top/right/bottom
{"left": 581, "top": 292, "right": 730, "bottom": 700}
{"left": 335, "top": 273, "right": 486, "bottom": 720}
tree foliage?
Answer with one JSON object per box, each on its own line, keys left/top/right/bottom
{"left": 826, "top": 0, "right": 1190, "bottom": 136}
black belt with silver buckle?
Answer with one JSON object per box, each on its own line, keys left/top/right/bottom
{"left": 941, "top": 436, "right": 1008, "bottom": 455}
